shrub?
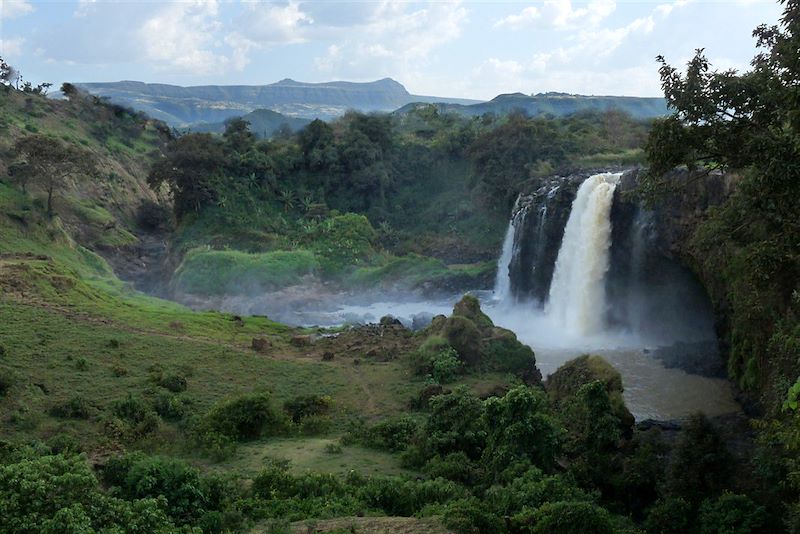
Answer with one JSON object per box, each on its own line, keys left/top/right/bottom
{"left": 158, "top": 374, "right": 188, "bottom": 393}
{"left": 75, "top": 358, "right": 88, "bottom": 371}
{"left": 283, "top": 395, "right": 332, "bottom": 424}
{"left": 110, "top": 394, "right": 160, "bottom": 438}
{"left": 0, "top": 368, "right": 15, "bottom": 396}
{"left": 50, "top": 396, "right": 91, "bottom": 419}
{"left": 697, "top": 492, "right": 767, "bottom": 534}
{"left": 643, "top": 497, "right": 692, "bottom": 534}
{"left": 665, "top": 413, "right": 732, "bottom": 504}
{"left": 442, "top": 497, "right": 505, "bottom": 534}
{"left": 359, "top": 415, "right": 419, "bottom": 452}
{"left": 430, "top": 346, "right": 462, "bottom": 384}
{"left": 526, "top": 501, "right": 614, "bottom": 534}
{"left": 153, "top": 393, "right": 188, "bottom": 421}
{"left": 409, "top": 336, "right": 450, "bottom": 376}
{"left": 204, "top": 393, "right": 286, "bottom": 441}
{"left": 105, "top": 454, "right": 208, "bottom": 525}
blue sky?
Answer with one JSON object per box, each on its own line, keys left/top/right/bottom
{"left": 0, "top": 0, "right": 784, "bottom": 99}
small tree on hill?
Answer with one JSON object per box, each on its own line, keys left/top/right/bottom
{"left": 12, "top": 135, "right": 98, "bottom": 217}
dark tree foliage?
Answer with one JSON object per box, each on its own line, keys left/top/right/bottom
{"left": 643, "top": 0, "right": 800, "bottom": 215}
{"left": 468, "top": 112, "right": 568, "bottom": 205}
{"left": 665, "top": 414, "right": 733, "bottom": 505}
{"left": 148, "top": 134, "right": 227, "bottom": 219}
{"left": 12, "top": 135, "right": 97, "bottom": 216}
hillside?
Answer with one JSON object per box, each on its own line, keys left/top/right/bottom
{"left": 75, "top": 78, "right": 483, "bottom": 126}
{"left": 191, "top": 108, "right": 312, "bottom": 138}
{"left": 396, "top": 92, "right": 669, "bottom": 120}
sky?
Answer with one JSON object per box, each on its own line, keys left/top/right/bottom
{"left": 0, "top": 0, "right": 785, "bottom": 100}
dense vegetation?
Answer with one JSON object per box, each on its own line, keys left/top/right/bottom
{"left": 1, "top": 1, "right": 799, "bottom": 530}
{"left": 641, "top": 0, "right": 800, "bottom": 528}
{"left": 150, "top": 105, "right": 648, "bottom": 296}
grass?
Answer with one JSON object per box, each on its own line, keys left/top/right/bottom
{"left": 173, "top": 248, "right": 319, "bottom": 295}
{"left": 213, "top": 437, "right": 415, "bottom": 478}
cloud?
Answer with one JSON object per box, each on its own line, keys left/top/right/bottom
{"left": 138, "top": 0, "right": 229, "bottom": 74}
{"left": 0, "top": 0, "right": 32, "bottom": 19}
{"left": 236, "top": 1, "right": 313, "bottom": 45}
{"left": 0, "top": 36, "right": 23, "bottom": 57}
{"left": 495, "top": 0, "right": 616, "bottom": 30}
{"left": 311, "top": 1, "right": 467, "bottom": 81}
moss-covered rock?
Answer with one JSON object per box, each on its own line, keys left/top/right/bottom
{"left": 546, "top": 355, "right": 633, "bottom": 432}
{"left": 452, "top": 294, "right": 494, "bottom": 330}
{"left": 418, "top": 294, "right": 541, "bottom": 384}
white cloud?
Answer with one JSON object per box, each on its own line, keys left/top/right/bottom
{"left": 138, "top": 0, "right": 229, "bottom": 74}
{"left": 0, "top": 0, "right": 32, "bottom": 19}
{"left": 495, "top": 0, "right": 616, "bottom": 30}
{"left": 0, "top": 36, "right": 23, "bottom": 57}
{"left": 312, "top": 0, "right": 467, "bottom": 81}
{"left": 655, "top": 0, "right": 690, "bottom": 18}
{"left": 237, "top": 1, "right": 313, "bottom": 45}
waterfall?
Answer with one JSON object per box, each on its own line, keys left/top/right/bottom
{"left": 493, "top": 220, "right": 516, "bottom": 302}
{"left": 546, "top": 172, "right": 622, "bottom": 336}
{"left": 494, "top": 195, "right": 523, "bottom": 303}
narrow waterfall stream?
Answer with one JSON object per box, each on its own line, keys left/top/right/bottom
{"left": 492, "top": 214, "right": 516, "bottom": 304}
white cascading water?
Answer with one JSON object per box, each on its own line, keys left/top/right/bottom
{"left": 493, "top": 220, "right": 516, "bottom": 303}
{"left": 546, "top": 172, "right": 622, "bottom": 337}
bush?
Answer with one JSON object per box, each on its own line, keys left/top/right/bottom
{"left": 430, "top": 347, "right": 462, "bottom": 384}
{"left": 361, "top": 415, "right": 419, "bottom": 452}
{"left": 50, "top": 396, "right": 91, "bottom": 419}
{"left": 442, "top": 498, "right": 505, "bottom": 534}
{"left": 158, "top": 374, "right": 188, "bottom": 393}
{"left": 0, "top": 368, "right": 15, "bottom": 396}
{"left": 409, "top": 336, "right": 450, "bottom": 376}
{"left": 643, "top": 497, "right": 692, "bottom": 534}
{"left": 153, "top": 393, "right": 188, "bottom": 421}
{"left": 526, "top": 501, "right": 614, "bottom": 534}
{"left": 283, "top": 395, "right": 332, "bottom": 424}
{"left": 109, "top": 394, "right": 160, "bottom": 438}
{"left": 204, "top": 393, "right": 286, "bottom": 441}
{"left": 698, "top": 492, "right": 767, "bottom": 534}
{"left": 105, "top": 454, "right": 208, "bottom": 525}
{"left": 665, "top": 413, "right": 732, "bottom": 504}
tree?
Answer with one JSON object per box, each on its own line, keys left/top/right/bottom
{"left": 12, "top": 135, "right": 97, "bottom": 217}
{"left": 148, "top": 133, "right": 226, "bottom": 219}
{"left": 0, "top": 56, "right": 19, "bottom": 90}
{"left": 643, "top": 0, "right": 800, "bottom": 215}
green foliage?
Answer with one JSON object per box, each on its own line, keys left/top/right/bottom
{"left": 0, "top": 453, "right": 178, "bottom": 533}
{"left": 158, "top": 373, "right": 188, "bottom": 393}
{"left": 0, "top": 367, "right": 15, "bottom": 397}
{"left": 204, "top": 393, "right": 286, "bottom": 441}
{"left": 641, "top": 1, "right": 800, "bottom": 399}
{"left": 665, "top": 413, "right": 732, "bottom": 505}
{"left": 526, "top": 500, "right": 614, "bottom": 534}
{"left": 173, "top": 248, "right": 318, "bottom": 295}
{"left": 698, "top": 492, "right": 767, "bottom": 534}
{"left": 104, "top": 454, "right": 208, "bottom": 525}
{"left": 644, "top": 497, "right": 692, "bottom": 534}
{"left": 49, "top": 395, "right": 92, "bottom": 419}
{"left": 430, "top": 346, "right": 462, "bottom": 384}
{"left": 482, "top": 386, "right": 563, "bottom": 475}
{"left": 283, "top": 394, "right": 332, "bottom": 424}
{"left": 309, "top": 213, "right": 377, "bottom": 274}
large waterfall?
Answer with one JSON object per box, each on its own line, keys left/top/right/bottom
{"left": 546, "top": 172, "right": 621, "bottom": 336}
